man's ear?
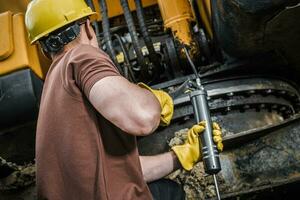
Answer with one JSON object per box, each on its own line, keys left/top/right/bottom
{"left": 84, "top": 19, "right": 93, "bottom": 40}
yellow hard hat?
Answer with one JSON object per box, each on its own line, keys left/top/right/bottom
{"left": 25, "top": 0, "right": 98, "bottom": 44}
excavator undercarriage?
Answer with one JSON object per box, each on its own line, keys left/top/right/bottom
{"left": 1, "top": 0, "right": 300, "bottom": 199}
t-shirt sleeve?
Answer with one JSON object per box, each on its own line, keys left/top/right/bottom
{"left": 71, "top": 46, "right": 121, "bottom": 97}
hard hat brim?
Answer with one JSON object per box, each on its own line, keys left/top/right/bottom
{"left": 30, "top": 12, "right": 98, "bottom": 44}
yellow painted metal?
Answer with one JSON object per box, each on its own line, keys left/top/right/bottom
{"left": 94, "top": 0, "right": 157, "bottom": 20}
{"left": 0, "top": 0, "right": 30, "bottom": 13}
{"left": 92, "top": 0, "right": 101, "bottom": 21}
{"left": 157, "top": 0, "right": 194, "bottom": 45}
{"left": 0, "top": 12, "right": 14, "bottom": 61}
{"left": 204, "top": 0, "right": 212, "bottom": 18}
{"left": 197, "top": 0, "right": 213, "bottom": 39}
{"left": 0, "top": 12, "right": 49, "bottom": 79}
{"left": 0, "top": 0, "right": 158, "bottom": 79}
{"left": 0, "top": 0, "right": 158, "bottom": 21}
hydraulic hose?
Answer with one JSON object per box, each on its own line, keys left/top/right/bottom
{"left": 119, "top": 0, "right": 149, "bottom": 79}
{"left": 99, "top": 0, "right": 123, "bottom": 75}
{"left": 191, "top": 0, "right": 213, "bottom": 39}
{"left": 85, "top": 0, "right": 101, "bottom": 39}
{"left": 134, "top": 0, "right": 161, "bottom": 70}
{"left": 113, "top": 34, "right": 137, "bottom": 82}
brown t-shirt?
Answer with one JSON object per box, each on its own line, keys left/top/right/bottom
{"left": 36, "top": 44, "right": 152, "bottom": 200}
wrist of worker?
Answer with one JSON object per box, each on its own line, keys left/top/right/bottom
{"left": 171, "top": 146, "right": 198, "bottom": 171}
{"left": 170, "top": 151, "right": 182, "bottom": 170}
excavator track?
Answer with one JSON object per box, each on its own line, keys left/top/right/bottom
{"left": 137, "top": 75, "right": 300, "bottom": 199}
{"left": 138, "top": 75, "right": 300, "bottom": 154}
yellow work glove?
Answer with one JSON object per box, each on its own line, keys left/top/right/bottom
{"left": 172, "top": 121, "right": 223, "bottom": 171}
{"left": 138, "top": 83, "right": 174, "bottom": 126}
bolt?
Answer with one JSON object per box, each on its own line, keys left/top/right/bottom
{"left": 227, "top": 92, "right": 234, "bottom": 97}
{"left": 266, "top": 89, "right": 273, "bottom": 94}
{"left": 183, "top": 116, "right": 190, "bottom": 121}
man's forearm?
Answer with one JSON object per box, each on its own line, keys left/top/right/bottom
{"left": 139, "top": 151, "right": 181, "bottom": 183}
{"left": 89, "top": 76, "right": 161, "bottom": 136}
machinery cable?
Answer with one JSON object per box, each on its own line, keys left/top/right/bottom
{"left": 134, "top": 0, "right": 161, "bottom": 76}
{"left": 99, "top": 0, "right": 124, "bottom": 75}
{"left": 85, "top": 0, "right": 101, "bottom": 39}
{"left": 119, "top": 0, "right": 149, "bottom": 80}
{"left": 113, "top": 34, "right": 137, "bottom": 82}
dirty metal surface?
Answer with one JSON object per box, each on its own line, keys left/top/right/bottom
{"left": 266, "top": 3, "right": 300, "bottom": 68}
{"left": 219, "top": 114, "right": 300, "bottom": 198}
{"left": 212, "top": 0, "right": 300, "bottom": 58}
{"left": 1, "top": 116, "right": 300, "bottom": 199}
{"left": 167, "top": 114, "right": 300, "bottom": 199}
{"left": 138, "top": 76, "right": 300, "bottom": 155}
{"left": 0, "top": 122, "right": 36, "bottom": 165}
{"left": 172, "top": 77, "right": 300, "bottom": 117}
{"left": 223, "top": 113, "right": 300, "bottom": 149}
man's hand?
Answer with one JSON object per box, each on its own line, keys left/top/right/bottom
{"left": 171, "top": 121, "right": 223, "bottom": 171}
{"left": 138, "top": 83, "right": 174, "bottom": 126}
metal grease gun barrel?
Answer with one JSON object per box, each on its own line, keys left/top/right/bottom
{"left": 190, "top": 88, "right": 221, "bottom": 174}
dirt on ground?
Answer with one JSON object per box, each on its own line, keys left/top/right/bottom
{"left": 166, "top": 128, "right": 222, "bottom": 200}
{"left": 1, "top": 129, "right": 299, "bottom": 200}
{"left": 0, "top": 157, "right": 35, "bottom": 191}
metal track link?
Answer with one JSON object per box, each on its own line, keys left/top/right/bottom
{"left": 137, "top": 76, "right": 300, "bottom": 155}
{"left": 169, "top": 77, "right": 300, "bottom": 121}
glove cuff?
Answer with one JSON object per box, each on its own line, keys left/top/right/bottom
{"left": 171, "top": 146, "right": 194, "bottom": 171}
{"left": 138, "top": 83, "right": 173, "bottom": 126}
{"left": 137, "top": 82, "right": 153, "bottom": 92}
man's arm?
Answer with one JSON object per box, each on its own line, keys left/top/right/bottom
{"left": 139, "top": 122, "right": 224, "bottom": 182}
{"left": 139, "top": 152, "right": 181, "bottom": 183}
{"left": 89, "top": 76, "right": 161, "bottom": 136}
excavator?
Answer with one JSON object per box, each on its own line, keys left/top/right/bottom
{"left": 1, "top": 0, "right": 300, "bottom": 199}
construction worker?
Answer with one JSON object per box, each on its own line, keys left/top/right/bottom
{"left": 25, "top": 0, "right": 223, "bottom": 199}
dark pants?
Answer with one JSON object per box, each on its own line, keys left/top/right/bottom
{"left": 148, "top": 179, "right": 185, "bottom": 200}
